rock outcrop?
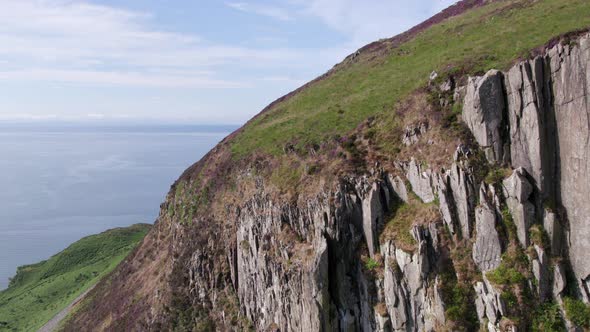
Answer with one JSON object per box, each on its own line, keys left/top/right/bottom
{"left": 225, "top": 33, "right": 590, "bottom": 330}
{"left": 462, "top": 70, "right": 506, "bottom": 163}
{"left": 472, "top": 186, "right": 502, "bottom": 272}
{"left": 502, "top": 167, "right": 535, "bottom": 247}
{"left": 548, "top": 36, "right": 590, "bottom": 302}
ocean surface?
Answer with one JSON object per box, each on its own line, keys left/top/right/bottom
{"left": 0, "top": 123, "right": 234, "bottom": 290}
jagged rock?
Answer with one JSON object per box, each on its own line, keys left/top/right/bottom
{"left": 502, "top": 168, "right": 535, "bottom": 247}
{"left": 429, "top": 71, "right": 438, "bottom": 81}
{"left": 402, "top": 122, "right": 429, "bottom": 146}
{"left": 439, "top": 77, "right": 454, "bottom": 93}
{"left": 388, "top": 175, "right": 409, "bottom": 203}
{"left": 474, "top": 277, "right": 506, "bottom": 326}
{"left": 553, "top": 261, "right": 567, "bottom": 300}
{"left": 453, "top": 85, "right": 466, "bottom": 103}
{"left": 374, "top": 311, "right": 391, "bottom": 332}
{"left": 362, "top": 182, "right": 384, "bottom": 257}
{"left": 548, "top": 33, "right": 590, "bottom": 299}
{"left": 448, "top": 163, "right": 476, "bottom": 238}
{"left": 453, "top": 144, "right": 473, "bottom": 161}
{"left": 380, "top": 224, "right": 443, "bottom": 332}
{"left": 504, "top": 57, "right": 546, "bottom": 190}
{"left": 236, "top": 197, "right": 332, "bottom": 331}
{"left": 405, "top": 159, "right": 435, "bottom": 203}
{"left": 473, "top": 186, "right": 502, "bottom": 272}
{"left": 543, "top": 209, "right": 562, "bottom": 255}
{"left": 435, "top": 172, "right": 457, "bottom": 235}
{"left": 531, "top": 245, "right": 550, "bottom": 301}
{"left": 462, "top": 69, "right": 506, "bottom": 163}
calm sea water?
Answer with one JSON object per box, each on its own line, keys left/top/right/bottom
{"left": 0, "top": 124, "right": 233, "bottom": 289}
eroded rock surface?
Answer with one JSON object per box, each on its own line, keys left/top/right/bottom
{"left": 462, "top": 70, "right": 506, "bottom": 163}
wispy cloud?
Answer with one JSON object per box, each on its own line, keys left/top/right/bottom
{"left": 225, "top": 2, "right": 293, "bottom": 21}
{"left": 299, "top": 0, "right": 457, "bottom": 45}
{"left": 0, "top": 0, "right": 459, "bottom": 123}
{"left": 0, "top": 0, "right": 307, "bottom": 87}
{"left": 0, "top": 68, "right": 248, "bottom": 88}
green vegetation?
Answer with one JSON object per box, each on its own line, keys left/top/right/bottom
{"left": 532, "top": 302, "right": 565, "bottom": 332}
{"left": 439, "top": 256, "right": 479, "bottom": 331}
{"left": 231, "top": 0, "right": 590, "bottom": 158}
{"left": 0, "top": 224, "right": 150, "bottom": 332}
{"left": 501, "top": 207, "right": 518, "bottom": 242}
{"left": 563, "top": 297, "right": 590, "bottom": 328}
{"left": 364, "top": 258, "right": 379, "bottom": 271}
{"left": 529, "top": 224, "right": 550, "bottom": 249}
{"left": 484, "top": 167, "right": 512, "bottom": 185}
{"left": 486, "top": 248, "right": 529, "bottom": 286}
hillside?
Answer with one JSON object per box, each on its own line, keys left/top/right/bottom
{"left": 0, "top": 224, "right": 150, "bottom": 332}
{"left": 63, "top": 0, "right": 590, "bottom": 331}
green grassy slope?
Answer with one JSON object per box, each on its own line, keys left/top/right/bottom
{"left": 231, "top": 0, "right": 590, "bottom": 158}
{"left": 0, "top": 224, "right": 151, "bottom": 332}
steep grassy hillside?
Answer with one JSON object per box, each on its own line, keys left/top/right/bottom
{"left": 232, "top": 0, "right": 590, "bottom": 158}
{"left": 0, "top": 224, "right": 150, "bottom": 332}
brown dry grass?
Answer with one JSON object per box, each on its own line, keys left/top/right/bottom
{"left": 380, "top": 194, "right": 441, "bottom": 252}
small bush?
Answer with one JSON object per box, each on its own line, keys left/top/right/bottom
{"left": 365, "top": 258, "right": 379, "bottom": 271}
{"left": 439, "top": 269, "right": 479, "bottom": 330}
{"left": 563, "top": 297, "right": 590, "bottom": 328}
{"left": 529, "top": 225, "right": 550, "bottom": 249}
{"left": 485, "top": 167, "right": 512, "bottom": 185}
{"left": 501, "top": 207, "right": 518, "bottom": 242}
{"left": 486, "top": 246, "right": 529, "bottom": 287}
{"left": 487, "top": 265, "right": 525, "bottom": 286}
{"left": 532, "top": 302, "right": 565, "bottom": 332}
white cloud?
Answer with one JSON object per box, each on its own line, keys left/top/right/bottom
{"left": 0, "top": 68, "right": 249, "bottom": 88}
{"left": 0, "top": 0, "right": 311, "bottom": 87}
{"left": 0, "top": 0, "right": 460, "bottom": 122}
{"left": 225, "top": 2, "right": 293, "bottom": 21}
{"left": 293, "top": 0, "right": 457, "bottom": 45}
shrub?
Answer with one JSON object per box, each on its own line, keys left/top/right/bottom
{"left": 501, "top": 207, "right": 518, "bottom": 242}
{"left": 439, "top": 269, "right": 479, "bottom": 330}
{"left": 484, "top": 167, "right": 512, "bottom": 185}
{"left": 532, "top": 302, "right": 565, "bottom": 332}
{"left": 563, "top": 297, "right": 590, "bottom": 328}
{"left": 486, "top": 263, "right": 526, "bottom": 286}
{"left": 365, "top": 258, "right": 379, "bottom": 271}
{"left": 529, "top": 225, "right": 550, "bottom": 249}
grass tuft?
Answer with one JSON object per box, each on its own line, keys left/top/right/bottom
{"left": 563, "top": 297, "right": 590, "bottom": 328}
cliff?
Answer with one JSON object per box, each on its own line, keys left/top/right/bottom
{"left": 62, "top": 1, "right": 590, "bottom": 331}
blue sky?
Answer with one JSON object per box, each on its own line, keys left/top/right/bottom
{"left": 0, "top": 0, "right": 456, "bottom": 125}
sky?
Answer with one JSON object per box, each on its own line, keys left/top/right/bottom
{"left": 0, "top": 0, "right": 457, "bottom": 125}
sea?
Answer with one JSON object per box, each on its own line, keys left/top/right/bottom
{"left": 0, "top": 123, "right": 234, "bottom": 290}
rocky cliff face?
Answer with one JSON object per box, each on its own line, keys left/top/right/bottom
{"left": 180, "top": 32, "right": 590, "bottom": 331}
{"left": 64, "top": 32, "right": 590, "bottom": 332}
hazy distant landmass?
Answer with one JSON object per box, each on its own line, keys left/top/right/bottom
{"left": 0, "top": 123, "right": 234, "bottom": 289}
